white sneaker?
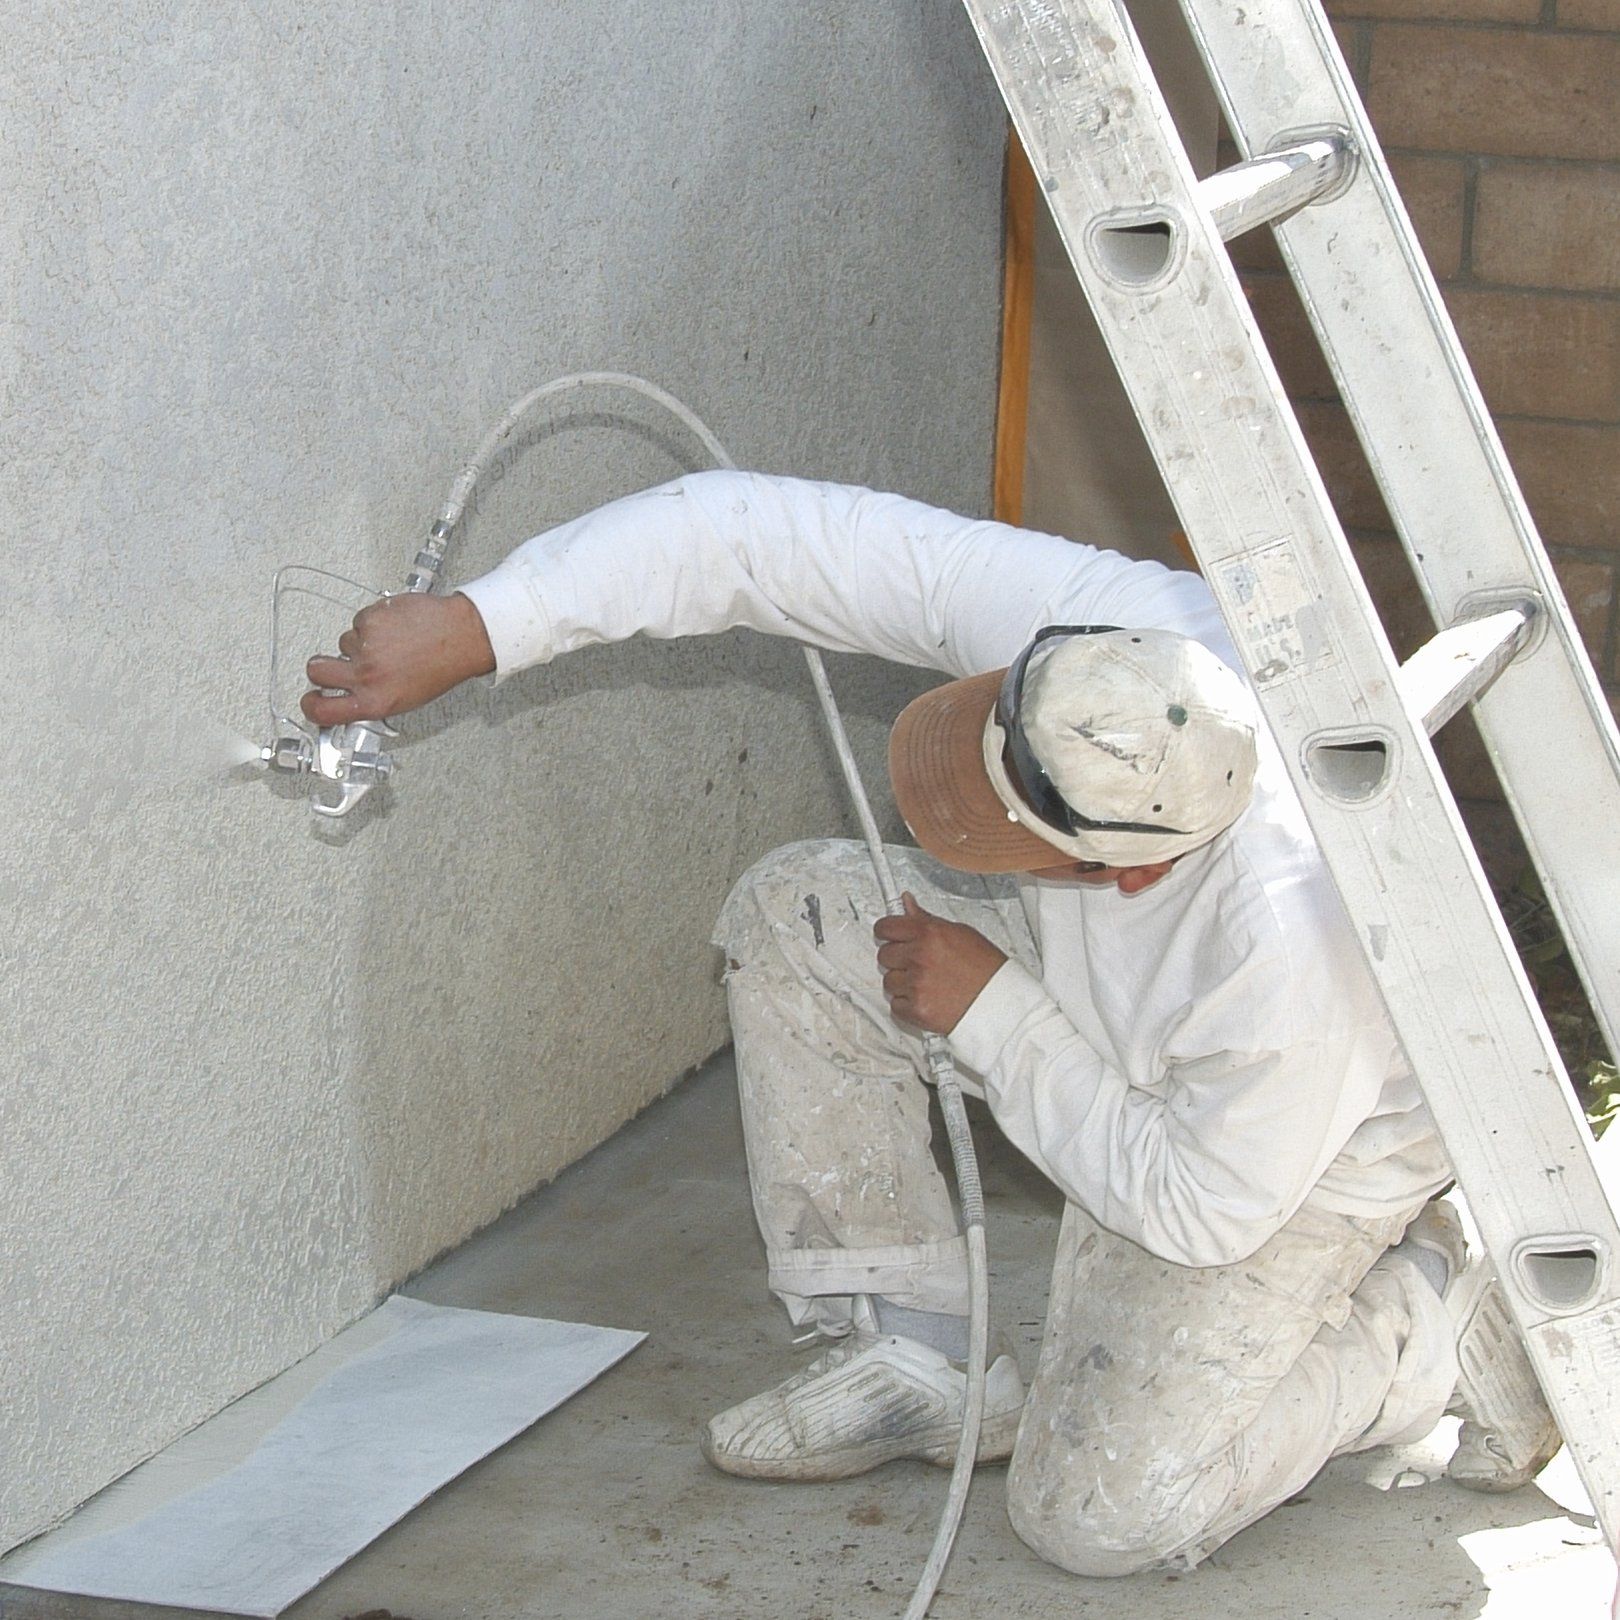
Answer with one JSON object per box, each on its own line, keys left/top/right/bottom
{"left": 700, "top": 1332, "right": 1026, "bottom": 1481}
{"left": 1402, "top": 1199, "right": 1563, "bottom": 1492}
{"left": 1446, "top": 1254, "right": 1564, "bottom": 1492}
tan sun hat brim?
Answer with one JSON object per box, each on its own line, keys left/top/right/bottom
{"left": 888, "top": 668, "right": 1069, "bottom": 874}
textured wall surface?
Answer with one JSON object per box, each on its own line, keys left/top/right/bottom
{"left": 0, "top": 0, "right": 1005, "bottom": 1549}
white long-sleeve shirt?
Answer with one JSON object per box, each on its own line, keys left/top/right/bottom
{"left": 460, "top": 470, "right": 1451, "bottom": 1267}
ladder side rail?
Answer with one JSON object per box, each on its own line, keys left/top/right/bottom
{"left": 959, "top": 0, "right": 1620, "bottom": 1547}
{"left": 1178, "top": 0, "right": 1620, "bottom": 1062}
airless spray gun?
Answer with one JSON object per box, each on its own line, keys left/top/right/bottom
{"left": 257, "top": 521, "right": 451, "bottom": 817}
{"left": 255, "top": 373, "right": 986, "bottom": 1618}
{"left": 260, "top": 374, "right": 690, "bottom": 818}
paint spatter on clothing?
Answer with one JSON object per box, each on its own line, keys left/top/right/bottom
{"left": 802, "top": 893, "right": 825, "bottom": 948}
{"left": 1073, "top": 723, "right": 1151, "bottom": 769}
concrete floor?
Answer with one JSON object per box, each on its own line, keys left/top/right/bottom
{"left": 9, "top": 1052, "right": 1614, "bottom": 1620}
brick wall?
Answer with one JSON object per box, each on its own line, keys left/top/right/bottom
{"left": 1232, "top": 0, "right": 1620, "bottom": 800}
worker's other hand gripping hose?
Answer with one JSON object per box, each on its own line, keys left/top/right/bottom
{"left": 413, "top": 373, "right": 992, "bottom": 1619}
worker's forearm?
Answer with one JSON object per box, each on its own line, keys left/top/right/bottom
{"left": 456, "top": 469, "right": 1213, "bottom": 684}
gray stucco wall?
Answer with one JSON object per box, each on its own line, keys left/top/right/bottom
{"left": 1, "top": 1, "right": 1005, "bottom": 1550}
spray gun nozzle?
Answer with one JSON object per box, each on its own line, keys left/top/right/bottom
{"left": 261, "top": 733, "right": 313, "bottom": 773}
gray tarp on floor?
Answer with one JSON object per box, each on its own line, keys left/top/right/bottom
{"left": 0, "top": 1296, "right": 643, "bottom": 1616}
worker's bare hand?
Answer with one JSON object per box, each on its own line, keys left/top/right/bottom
{"left": 873, "top": 893, "right": 1007, "bottom": 1035}
{"left": 302, "top": 592, "right": 496, "bottom": 726}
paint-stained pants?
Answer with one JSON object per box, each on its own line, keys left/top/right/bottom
{"left": 713, "top": 839, "right": 1458, "bottom": 1576}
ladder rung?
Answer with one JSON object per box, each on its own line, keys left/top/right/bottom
{"left": 1197, "top": 137, "right": 1352, "bottom": 242}
{"left": 1398, "top": 601, "right": 1538, "bottom": 737}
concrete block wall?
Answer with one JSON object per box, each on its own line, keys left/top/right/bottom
{"left": 1231, "top": 0, "right": 1620, "bottom": 797}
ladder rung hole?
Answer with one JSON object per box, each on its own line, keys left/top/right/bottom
{"left": 1303, "top": 734, "right": 1391, "bottom": 803}
{"left": 1090, "top": 217, "right": 1178, "bottom": 288}
{"left": 1513, "top": 1243, "right": 1604, "bottom": 1315}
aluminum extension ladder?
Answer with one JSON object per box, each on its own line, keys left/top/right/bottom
{"left": 960, "top": 0, "right": 1620, "bottom": 1593}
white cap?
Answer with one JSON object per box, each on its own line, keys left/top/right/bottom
{"left": 979, "top": 628, "right": 1258, "bottom": 866}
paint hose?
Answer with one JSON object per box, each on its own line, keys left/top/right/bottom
{"left": 433, "top": 373, "right": 990, "bottom": 1619}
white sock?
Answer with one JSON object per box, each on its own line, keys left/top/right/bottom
{"left": 871, "top": 1296, "right": 971, "bottom": 1362}
{"left": 1392, "top": 1234, "right": 1452, "bottom": 1297}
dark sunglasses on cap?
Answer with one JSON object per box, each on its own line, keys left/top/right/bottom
{"left": 995, "top": 625, "right": 1192, "bottom": 839}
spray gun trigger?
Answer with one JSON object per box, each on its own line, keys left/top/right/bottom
{"left": 311, "top": 779, "right": 376, "bottom": 818}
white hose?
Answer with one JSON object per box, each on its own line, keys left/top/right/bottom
{"left": 435, "top": 373, "right": 992, "bottom": 1618}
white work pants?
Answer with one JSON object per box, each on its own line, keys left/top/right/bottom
{"left": 714, "top": 839, "right": 1459, "bottom": 1575}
